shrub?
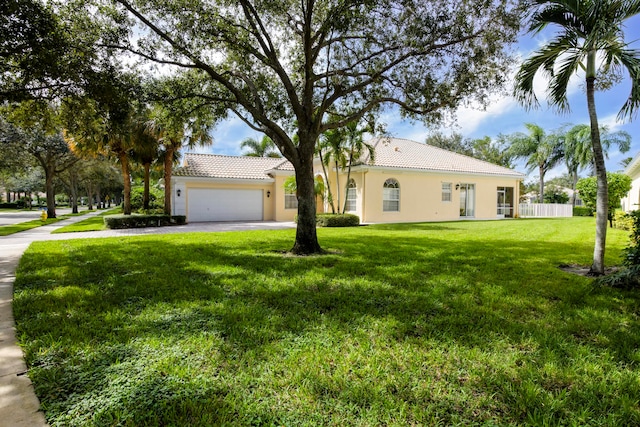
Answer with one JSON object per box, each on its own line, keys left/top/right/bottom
{"left": 596, "top": 210, "right": 640, "bottom": 289}
{"left": 171, "top": 216, "right": 186, "bottom": 225}
{"left": 130, "top": 187, "right": 164, "bottom": 212}
{"left": 104, "top": 214, "right": 187, "bottom": 229}
{"left": 0, "top": 202, "right": 20, "bottom": 209}
{"left": 104, "top": 214, "right": 171, "bottom": 229}
{"left": 613, "top": 210, "right": 633, "bottom": 231}
{"left": 316, "top": 213, "right": 360, "bottom": 227}
{"left": 573, "top": 206, "right": 593, "bottom": 217}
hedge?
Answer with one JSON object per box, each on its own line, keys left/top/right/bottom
{"left": 104, "top": 214, "right": 187, "bottom": 229}
{"left": 0, "top": 202, "right": 20, "bottom": 209}
{"left": 573, "top": 206, "right": 593, "bottom": 217}
{"left": 316, "top": 213, "right": 360, "bottom": 227}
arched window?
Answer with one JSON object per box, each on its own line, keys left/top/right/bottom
{"left": 345, "top": 179, "right": 357, "bottom": 212}
{"left": 383, "top": 178, "right": 400, "bottom": 212}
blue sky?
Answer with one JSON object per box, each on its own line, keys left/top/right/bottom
{"left": 200, "top": 14, "right": 640, "bottom": 183}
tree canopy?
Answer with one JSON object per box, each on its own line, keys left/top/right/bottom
{"left": 82, "top": 0, "right": 520, "bottom": 253}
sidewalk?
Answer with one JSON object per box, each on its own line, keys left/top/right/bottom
{"left": 0, "top": 212, "right": 295, "bottom": 426}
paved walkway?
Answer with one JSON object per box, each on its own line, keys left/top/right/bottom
{"left": 0, "top": 212, "right": 295, "bottom": 426}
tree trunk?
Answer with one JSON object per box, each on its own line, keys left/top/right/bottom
{"left": 164, "top": 145, "right": 174, "bottom": 215}
{"left": 87, "top": 182, "right": 94, "bottom": 210}
{"left": 571, "top": 171, "right": 578, "bottom": 207}
{"left": 119, "top": 153, "right": 132, "bottom": 215}
{"left": 291, "top": 139, "right": 322, "bottom": 255}
{"left": 143, "top": 162, "right": 150, "bottom": 210}
{"left": 318, "top": 149, "right": 335, "bottom": 213}
{"left": 334, "top": 159, "right": 341, "bottom": 213}
{"left": 45, "top": 166, "right": 56, "bottom": 218}
{"left": 539, "top": 165, "right": 545, "bottom": 203}
{"left": 586, "top": 70, "right": 607, "bottom": 275}
{"left": 342, "top": 149, "right": 354, "bottom": 214}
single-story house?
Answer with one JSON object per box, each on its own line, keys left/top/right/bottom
{"left": 172, "top": 137, "right": 526, "bottom": 223}
{"left": 622, "top": 153, "right": 640, "bottom": 212}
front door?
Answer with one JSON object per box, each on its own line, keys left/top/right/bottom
{"left": 459, "top": 184, "right": 475, "bottom": 218}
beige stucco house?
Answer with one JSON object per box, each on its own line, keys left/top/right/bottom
{"left": 622, "top": 152, "right": 640, "bottom": 212}
{"left": 172, "top": 137, "right": 525, "bottom": 223}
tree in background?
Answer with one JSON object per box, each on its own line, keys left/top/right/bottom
{"left": 145, "top": 74, "right": 219, "bottom": 216}
{"left": 241, "top": 136, "right": 281, "bottom": 158}
{"left": 425, "top": 132, "right": 515, "bottom": 167}
{"left": 564, "top": 124, "right": 630, "bottom": 206}
{"left": 506, "top": 123, "right": 564, "bottom": 203}
{"left": 577, "top": 173, "right": 632, "bottom": 227}
{"left": 514, "top": 0, "right": 640, "bottom": 275}
{"left": 92, "top": 0, "right": 520, "bottom": 254}
{"left": 1, "top": 102, "right": 78, "bottom": 217}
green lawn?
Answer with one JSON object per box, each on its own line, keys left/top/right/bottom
{"left": 0, "top": 217, "right": 64, "bottom": 236}
{"left": 13, "top": 218, "right": 640, "bottom": 426}
{"left": 51, "top": 208, "right": 122, "bottom": 233}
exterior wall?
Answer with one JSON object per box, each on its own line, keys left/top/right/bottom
{"left": 622, "top": 175, "right": 640, "bottom": 212}
{"left": 172, "top": 177, "right": 276, "bottom": 221}
{"left": 272, "top": 174, "right": 297, "bottom": 221}
{"left": 332, "top": 169, "right": 521, "bottom": 223}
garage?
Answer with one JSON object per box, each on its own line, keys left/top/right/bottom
{"left": 187, "top": 188, "right": 263, "bottom": 222}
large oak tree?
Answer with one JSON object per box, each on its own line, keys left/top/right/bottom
{"left": 90, "top": 0, "right": 520, "bottom": 253}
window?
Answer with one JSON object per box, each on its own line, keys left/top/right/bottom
{"left": 345, "top": 179, "right": 357, "bottom": 212}
{"left": 383, "top": 178, "right": 400, "bottom": 212}
{"left": 285, "top": 190, "right": 298, "bottom": 209}
{"left": 442, "top": 182, "right": 452, "bottom": 202}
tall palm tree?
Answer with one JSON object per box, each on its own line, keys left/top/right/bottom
{"left": 146, "top": 104, "right": 213, "bottom": 215}
{"left": 564, "top": 124, "right": 631, "bottom": 205}
{"left": 339, "top": 122, "right": 375, "bottom": 214}
{"left": 240, "top": 136, "right": 281, "bottom": 158}
{"left": 507, "top": 123, "right": 564, "bottom": 203}
{"left": 514, "top": 0, "right": 640, "bottom": 275}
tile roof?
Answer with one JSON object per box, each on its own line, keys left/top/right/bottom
{"left": 174, "top": 138, "right": 525, "bottom": 180}
{"left": 174, "top": 153, "right": 293, "bottom": 180}
{"left": 359, "top": 137, "right": 525, "bottom": 178}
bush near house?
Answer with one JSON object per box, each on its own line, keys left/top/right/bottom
{"left": 316, "top": 213, "right": 360, "bottom": 227}
{"left": 613, "top": 211, "right": 634, "bottom": 231}
{"left": 104, "top": 214, "right": 186, "bottom": 229}
{"left": 573, "top": 206, "right": 593, "bottom": 217}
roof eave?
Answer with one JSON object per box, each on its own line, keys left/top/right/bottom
{"left": 172, "top": 176, "right": 275, "bottom": 184}
{"left": 351, "top": 164, "right": 525, "bottom": 179}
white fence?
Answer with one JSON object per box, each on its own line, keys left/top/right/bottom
{"left": 518, "top": 203, "right": 573, "bottom": 218}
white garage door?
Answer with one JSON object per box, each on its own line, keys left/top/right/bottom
{"left": 187, "top": 189, "right": 263, "bottom": 222}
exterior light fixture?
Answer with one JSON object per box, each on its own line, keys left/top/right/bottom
{"left": 455, "top": 184, "right": 460, "bottom": 190}
{"left": 267, "top": 190, "right": 271, "bottom": 198}
{"left": 177, "top": 189, "right": 181, "bottom": 197}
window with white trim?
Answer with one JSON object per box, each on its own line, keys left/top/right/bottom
{"left": 285, "top": 189, "right": 298, "bottom": 209}
{"left": 442, "top": 182, "right": 452, "bottom": 202}
{"left": 383, "top": 178, "right": 400, "bottom": 212}
{"left": 345, "top": 179, "right": 357, "bottom": 212}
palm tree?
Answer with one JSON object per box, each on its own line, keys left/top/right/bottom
{"left": 240, "top": 136, "right": 281, "bottom": 158}
{"left": 507, "top": 123, "right": 564, "bottom": 203}
{"left": 315, "top": 136, "right": 336, "bottom": 213}
{"left": 146, "top": 105, "right": 213, "bottom": 215}
{"left": 564, "top": 124, "right": 631, "bottom": 205}
{"left": 131, "top": 110, "right": 161, "bottom": 210}
{"left": 514, "top": 0, "right": 640, "bottom": 274}
{"left": 339, "top": 122, "right": 375, "bottom": 214}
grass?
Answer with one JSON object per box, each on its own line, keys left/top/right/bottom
{"left": 51, "top": 208, "right": 122, "bottom": 234}
{"left": 0, "top": 217, "right": 64, "bottom": 236}
{"left": 13, "top": 218, "right": 640, "bottom": 426}
{"left": 0, "top": 209, "right": 93, "bottom": 236}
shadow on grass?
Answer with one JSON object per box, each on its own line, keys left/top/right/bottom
{"left": 13, "top": 227, "right": 640, "bottom": 425}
